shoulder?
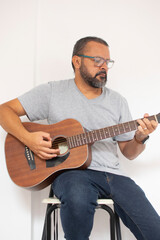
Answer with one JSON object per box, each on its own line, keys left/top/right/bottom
{"left": 49, "top": 79, "right": 74, "bottom": 89}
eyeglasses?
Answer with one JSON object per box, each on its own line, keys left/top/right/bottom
{"left": 77, "top": 54, "right": 114, "bottom": 68}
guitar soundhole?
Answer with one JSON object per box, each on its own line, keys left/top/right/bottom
{"left": 52, "top": 136, "right": 69, "bottom": 155}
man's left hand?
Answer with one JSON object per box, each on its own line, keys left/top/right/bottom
{"left": 135, "top": 113, "right": 158, "bottom": 142}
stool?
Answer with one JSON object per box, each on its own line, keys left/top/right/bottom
{"left": 41, "top": 189, "right": 122, "bottom": 240}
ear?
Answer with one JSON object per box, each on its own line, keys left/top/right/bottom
{"left": 72, "top": 55, "right": 81, "bottom": 70}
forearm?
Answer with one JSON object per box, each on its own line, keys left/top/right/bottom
{"left": 0, "top": 103, "right": 30, "bottom": 144}
{"left": 120, "top": 137, "right": 146, "bottom": 160}
{"left": 0, "top": 100, "right": 59, "bottom": 160}
{"left": 119, "top": 113, "right": 158, "bottom": 160}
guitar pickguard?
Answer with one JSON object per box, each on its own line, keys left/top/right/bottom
{"left": 46, "top": 152, "right": 70, "bottom": 168}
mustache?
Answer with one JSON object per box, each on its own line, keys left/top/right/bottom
{"left": 95, "top": 70, "right": 107, "bottom": 77}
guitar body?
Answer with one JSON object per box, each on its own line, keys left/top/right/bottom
{"left": 5, "top": 119, "right": 91, "bottom": 190}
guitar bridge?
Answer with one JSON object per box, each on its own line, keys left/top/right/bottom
{"left": 25, "top": 146, "right": 36, "bottom": 170}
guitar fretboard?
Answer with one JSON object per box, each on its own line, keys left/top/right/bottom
{"left": 67, "top": 115, "right": 157, "bottom": 149}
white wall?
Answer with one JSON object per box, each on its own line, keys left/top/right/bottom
{"left": 0, "top": 0, "right": 160, "bottom": 240}
{"left": 0, "top": 0, "right": 37, "bottom": 239}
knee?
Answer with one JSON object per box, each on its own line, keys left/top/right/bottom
{"left": 64, "top": 189, "right": 97, "bottom": 211}
{"left": 61, "top": 185, "right": 97, "bottom": 216}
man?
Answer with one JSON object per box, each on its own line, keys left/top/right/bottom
{"left": 0, "top": 36, "right": 159, "bottom": 240}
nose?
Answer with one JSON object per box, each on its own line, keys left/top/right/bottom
{"left": 100, "top": 61, "right": 108, "bottom": 71}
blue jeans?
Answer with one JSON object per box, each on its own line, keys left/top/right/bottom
{"left": 52, "top": 169, "right": 160, "bottom": 240}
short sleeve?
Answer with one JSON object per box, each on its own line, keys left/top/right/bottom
{"left": 18, "top": 82, "right": 52, "bottom": 121}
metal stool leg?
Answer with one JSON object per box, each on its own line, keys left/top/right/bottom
{"left": 53, "top": 208, "right": 59, "bottom": 240}
{"left": 46, "top": 204, "right": 60, "bottom": 240}
{"left": 42, "top": 203, "right": 53, "bottom": 240}
{"left": 97, "top": 204, "right": 116, "bottom": 240}
{"left": 115, "top": 211, "right": 122, "bottom": 240}
{"left": 42, "top": 188, "right": 54, "bottom": 240}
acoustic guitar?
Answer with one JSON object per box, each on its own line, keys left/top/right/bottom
{"left": 5, "top": 114, "right": 160, "bottom": 190}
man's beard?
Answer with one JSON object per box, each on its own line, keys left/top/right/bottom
{"left": 79, "top": 63, "right": 107, "bottom": 88}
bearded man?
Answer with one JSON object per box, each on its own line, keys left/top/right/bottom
{"left": 0, "top": 36, "right": 160, "bottom": 240}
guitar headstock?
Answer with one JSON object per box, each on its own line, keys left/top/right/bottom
{"left": 156, "top": 113, "right": 160, "bottom": 123}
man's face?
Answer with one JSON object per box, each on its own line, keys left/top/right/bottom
{"left": 79, "top": 41, "right": 110, "bottom": 88}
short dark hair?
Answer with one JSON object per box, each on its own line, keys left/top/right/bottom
{"left": 72, "top": 36, "right": 109, "bottom": 70}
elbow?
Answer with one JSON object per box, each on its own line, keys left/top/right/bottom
{"left": 123, "top": 154, "right": 136, "bottom": 161}
{"left": 127, "top": 156, "right": 136, "bottom": 161}
{"left": 121, "top": 149, "right": 139, "bottom": 160}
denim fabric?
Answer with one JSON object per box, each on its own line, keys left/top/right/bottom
{"left": 52, "top": 169, "right": 160, "bottom": 240}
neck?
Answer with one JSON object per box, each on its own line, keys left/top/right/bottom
{"left": 74, "top": 75, "right": 102, "bottom": 99}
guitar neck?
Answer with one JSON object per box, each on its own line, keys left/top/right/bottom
{"left": 68, "top": 114, "right": 159, "bottom": 149}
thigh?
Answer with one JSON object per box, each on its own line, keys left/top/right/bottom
{"left": 52, "top": 169, "right": 111, "bottom": 202}
{"left": 52, "top": 170, "right": 96, "bottom": 203}
{"left": 107, "top": 173, "right": 160, "bottom": 240}
{"left": 107, "top": 173, "right": 157, "bottom": 218}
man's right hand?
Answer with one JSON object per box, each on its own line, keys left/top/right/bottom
{"left": 25, "top": 131, "right": 60, "bottom": 160}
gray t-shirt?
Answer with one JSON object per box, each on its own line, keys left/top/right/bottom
{"left": 18, "top": 79, "right": 134, "bottom": 176}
